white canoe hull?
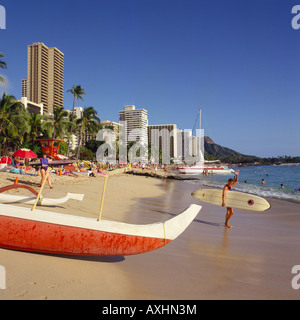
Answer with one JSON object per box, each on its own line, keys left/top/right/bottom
{"left": 0, "top": 203, "right": 201, "bottom": 256}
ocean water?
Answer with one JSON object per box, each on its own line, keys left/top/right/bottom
{"left": 184, "top": 165, "right": 300, "bottom": 203}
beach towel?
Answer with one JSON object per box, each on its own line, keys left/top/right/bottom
{"left": 10, "top": 169, "right": 24, "bottom": 174}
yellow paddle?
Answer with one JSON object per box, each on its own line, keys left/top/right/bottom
{"left": 98, "top": 175, "right": 108, "bottom": 221}
{"left": 31, "top": 167, "right": 51, "bottom": 211}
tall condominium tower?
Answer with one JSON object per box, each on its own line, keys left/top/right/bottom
{"left": 119, "top": 105, "right": 148, "bottom": 146}
{"left": 27, "top": 42, "right": 64, "bottom": 114}
{"left": 148, "top": 124, "right": 179, "bottom": 162}
{"left": 21, "top": 78, "right": 27, "bottom": 98}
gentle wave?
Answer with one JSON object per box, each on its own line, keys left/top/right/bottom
{"left": 177, "top": 165, "right": 300, "bottom": 203}
{"left": 197, "top": 180, "right": 300, "bottom": 203}
{"left": 179, "top": 178, "right": 299, "bottom": 205}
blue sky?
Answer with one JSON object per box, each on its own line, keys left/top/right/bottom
{"left": 0, "top": 0, "right": 300, "bottom": 157}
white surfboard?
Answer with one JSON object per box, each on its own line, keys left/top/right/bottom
{"left": 192, "top": 188, "right": 271, "bottom": 212}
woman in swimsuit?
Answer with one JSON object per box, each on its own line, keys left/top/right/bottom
{"left": 40, "top": 153, "right": 53, "bottom": 189}
{"left": 222, "top": 170, "right": 239, "bottom": 228}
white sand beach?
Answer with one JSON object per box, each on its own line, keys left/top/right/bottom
{"left": 0, "top": 169, "right": 299, "bottom": 300}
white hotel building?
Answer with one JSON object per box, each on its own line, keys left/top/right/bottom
{"left": 118, "top": 105, "right": 198, "bottom": 164}
{"left": 119, "top": 105, "right": 148, "bottom": 147}
{"left": 148, "top": 124, "right": 179, "bottom": 163}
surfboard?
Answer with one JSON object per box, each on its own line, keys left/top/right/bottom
{"left": 191, "top": 189, "right": 271, "bottom": 212}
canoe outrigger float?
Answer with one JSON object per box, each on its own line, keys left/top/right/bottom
{"left": 0, "top": 203, "right": 201, "bottom": 256}
{"left": 0, "top": 184, "right": 84, "bottom": 205}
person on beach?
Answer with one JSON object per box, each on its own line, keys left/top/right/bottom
{"left": 39, "top": 153, "right": 53, "bottom": 188}
{"left": 222, "top": 170, "right": 239, "bottom": 228}
{"left": 261, "top": 179, "right": 266, "bottom": 185}
{"left": 14, "top": 156, "right": 26, "bottom": 170}
{"left": 164, "top": 164, "right": 167, "bottom": 178}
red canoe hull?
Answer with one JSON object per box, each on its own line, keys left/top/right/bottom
{"left": 0, "top": 215, "right": 170, "bottom": 256}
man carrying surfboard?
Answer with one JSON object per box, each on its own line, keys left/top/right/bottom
{"left": 222, "top": 170, "right": 239, "bottom": 228}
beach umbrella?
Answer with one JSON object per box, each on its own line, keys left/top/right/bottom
{"left": 13, "top": 148, "right": 37, "bottom": 159}
{"left": 0, "top": 156, "right": 11, "bottom": 164}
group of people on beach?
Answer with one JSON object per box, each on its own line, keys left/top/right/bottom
{"left": 11, "top": 153, "right": 54, "bottom": 189}
{"left": 7, "top": 154, "right": 299, "bottom": 230}
{"left": 11, "top": 156, "right": 27, "bottom": 171}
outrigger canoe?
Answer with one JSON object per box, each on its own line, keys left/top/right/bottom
{"left": 0, "top": 203, "right": 201, "bottom": 256}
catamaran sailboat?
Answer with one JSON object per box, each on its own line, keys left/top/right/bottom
{"left": 178, "top": 109, "right": 234, "bottom": 175}
{"left": 179, "top": 163, "right": 234, "bottom": 175}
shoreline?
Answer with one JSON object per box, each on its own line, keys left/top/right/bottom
{"left": 123, "top": 178, "right": 300, "bottom": 299}
{"left": 0, "top": 170, "right": 299, "bottom": 299}
{"left": 126, "top": 168, "right": 300, "bottom": 205}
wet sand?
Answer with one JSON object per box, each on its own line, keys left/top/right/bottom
{"left": 123, "top": 179, "right": 300, "bottom": 299}
{"left": 0, "top": 170, "right": 299, "bottom": 300}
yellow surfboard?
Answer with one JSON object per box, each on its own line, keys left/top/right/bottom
{"left": 192, "top": 189, "right": 271, "bottom": 212}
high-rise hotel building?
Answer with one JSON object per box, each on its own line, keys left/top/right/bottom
{"left": 119, "top": 105, "right": 148, "bottom": 146}
{"left": 148, "top": 124, "right": 179, "bottom": 161}
{"left": 26, "top": 42, "right": 64, "bottom": 114}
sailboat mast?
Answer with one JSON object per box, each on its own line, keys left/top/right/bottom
{"left": 199, "top": 108, "right": 201, "bottom": 131}
{"left": 199, "top": 108, "right": 202, "bottom": 163}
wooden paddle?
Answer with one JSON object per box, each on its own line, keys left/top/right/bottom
{"left": 98, "top": 175, "right": 108, "bottom": 221}
{"left": 31, "top": 167, "right": 51, "bottom": 211}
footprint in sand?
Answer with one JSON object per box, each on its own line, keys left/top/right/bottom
{"left": 16, "top": 290, "right": 28, "bottom": 297}
{"left": 48, "top": 283, "right": 60, "bottom": 289}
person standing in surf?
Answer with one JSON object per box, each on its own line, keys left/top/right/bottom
{"left": 222, "top": 170, "right": 239, "bottom": 228}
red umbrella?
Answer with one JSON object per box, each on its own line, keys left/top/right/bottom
{"left": 13, "top": 148, "right": 37, "bottom": 159}
{"left": 0, "top": 156, "right": 11, "bottom": 164}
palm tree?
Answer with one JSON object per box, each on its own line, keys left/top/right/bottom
{"left": 24, "top": 112, "right": 49, "bottom": 144}
{"left": 64, "top": 112, "right": 77, "bottom": 154}
{"left": 48, "top": 106, "right": 69, "bottom": 139}
{"left": 0, "top": 93, "right": 27, "bottom": 154}
{"left": 0, "top": 93, "right": 25, "bottom": 136}
{"left": 67, "top": 85, "right": 86, "bottom": 110}
{"left": 0, "top": 53, "right": 7, "bottom": 83}
{"left": 67, "top": 85, "right": 86, "bottom": 155}
{"left": 75, "top": 106, "right": 101, "bottom": 159}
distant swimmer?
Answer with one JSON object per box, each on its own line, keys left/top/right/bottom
{"left": 281, "top": 184, "right": 284, "bottom": 189}
{"left": 222, "top": 170, "right": 239, "bottom": 228}
{"left": 261, "top": 179, "right": 266, "bottom": 185}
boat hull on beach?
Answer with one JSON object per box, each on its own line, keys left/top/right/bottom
{"left": 0, "top": 203, "right": 201, "bottom": 256}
